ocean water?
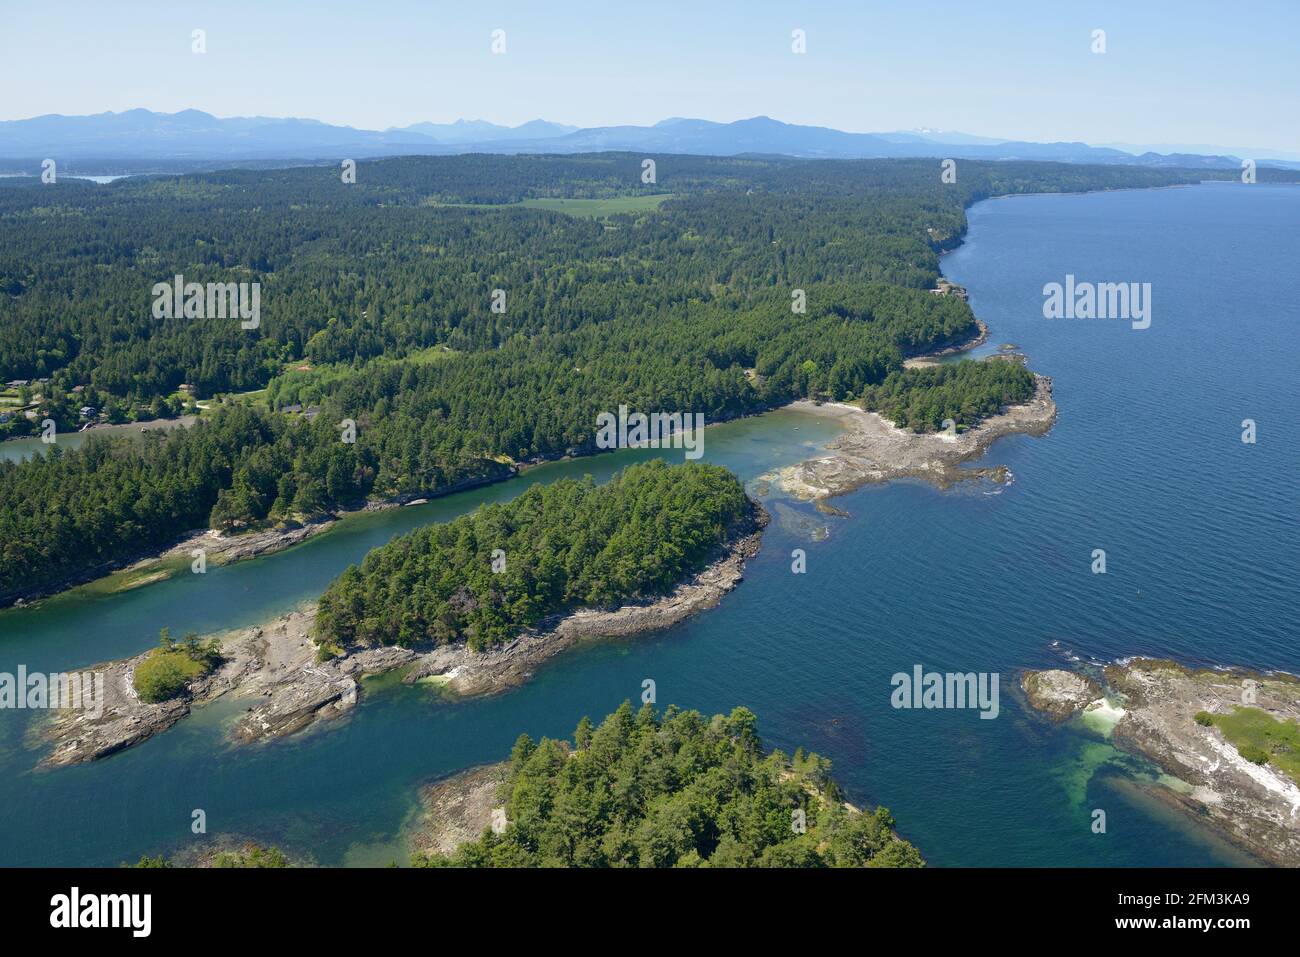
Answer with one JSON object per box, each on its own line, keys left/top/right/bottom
{"left": 0, "top": 182, "right": 1295, "bottom": 866}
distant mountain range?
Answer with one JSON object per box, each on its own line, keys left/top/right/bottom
{"left": 1, "top": 109, "right": 1295, "bottom": 170}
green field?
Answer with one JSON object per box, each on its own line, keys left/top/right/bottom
{"left": 429, "top": 194, "right": 671, "bottom": 219}
{"left": 1202, "top": 706, "right": 1300, "bottom": 784}
{"left": 518, "top": 195, "right": 671, "bottom": 217}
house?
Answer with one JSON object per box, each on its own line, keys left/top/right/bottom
{"left": 79, "top": 406, "right": 97, "bottom": 419}
{"left": 6, "top": 379, "right": 29, "bottom": 388}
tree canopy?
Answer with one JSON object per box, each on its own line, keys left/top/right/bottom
{"left": 316, "top": 460, "right": 754, "bottom": 651}
{"left": 414, "top": 701, "right": 925, "bottom": 868}
{"left": 0, "top": 154, "right": 1227, "bottom": 602}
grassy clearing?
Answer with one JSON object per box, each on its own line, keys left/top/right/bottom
{"left": 266, "top": 344, "right": 460, "bottom": 412}
{"left": 1199, "top": 706, "right": 1300, "bottom": 784}
{"left": 133, "top": 630, "right": 223, "bottom": 702}
{"left": 427, "top": 194, "right": 671, "bottom": 219}
{"left": 518, "top": 195, "right": 671, "bottom": 217}
{"left": 392, "top": 344, "right": 459, "bottom": 365}
{"left": 133, "top": 649, "right": 209, "bottom": 702}
{"left": 225, "top": 387, "right": 269, "bottom": 409}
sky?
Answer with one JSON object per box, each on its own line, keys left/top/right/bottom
{"left": 2, "top": 0, "right": 1297, "bottom": 154}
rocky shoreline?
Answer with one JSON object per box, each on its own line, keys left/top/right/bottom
{"left": 1021, "top": 660, "right": 1300, "bottom": 867}
{"left": 404, "top": 747, "right": 899, "bottom": 864}
{"left": 2, "top": 471, "right": 513, "bottom": 610}
{"left": 3, "top": 316, "right": 996, "bottom": 611}
{"left": 5, "top": 316, "right": 1000, "bottom": 610}
{"left": 903, "top": 318, "right": 988, "bottom": 368}
{"left": 760, "top": 369, "right": 1056, "bottom": 501}
{"left": 35, "top": 507, "right": 768, "bottom": 768}
{"left": 408, "top": 763, "right": 510, "bottom": 857}
{"left": 3, "top": 517, "right": 346, "bottom": 610}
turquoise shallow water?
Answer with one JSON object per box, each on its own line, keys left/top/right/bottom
{"left": 0, "top": 182, "right": 1295, "bottom": 866}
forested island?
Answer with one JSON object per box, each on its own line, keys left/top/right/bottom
{"left": 0, "top": 154, "right": 1266, "bottom": 605}
{"left": 412, "top": 702, "right": 924, "bottom": 868}
{"left": 38, "top": 461, "right": 769, "bottom": 766}
{"left": 316, "top": 459, "right": 755, "bottom": 651}
{"left": 118, "top": 703, "right": 918, "bottom": 868}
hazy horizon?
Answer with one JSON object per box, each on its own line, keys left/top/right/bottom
{"left": 9, "top": 108, "right": 1300, "bottom": 162}
{"left": 2, "top": 0, "right": 1297, "bottom": 154}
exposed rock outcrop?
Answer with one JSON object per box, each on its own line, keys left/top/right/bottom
{"left": 1021, "top": 658, "right": 1300, "bottom": 867}
{"left": 38, "top": 507, "right": 768, "bottom": 766}
{"left": 1020, "top": 669, "right": 1102, "bottom": 720}
{"left": 763, "top": 373, "right": 1056, "bottom": 500}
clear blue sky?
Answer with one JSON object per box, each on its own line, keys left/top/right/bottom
{"left": 2, "top": 0, "right": 1297, "bottom": 152}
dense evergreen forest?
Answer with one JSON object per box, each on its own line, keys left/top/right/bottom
{"left": 413, "top": 701, "right": 925, "bottom": 868}
{"left": 0, "top": 405, "right": 395, "bottom": 599}
{"left": 316, "top": 460, "right": 753, "bottom": 651}
{"left": 0, "top": 154, "right": 1241, "bottom": 399}
{"left": 859, "top": 358, "right": 1038, "bottom": 431}
{"left": 0, "top": 153, "right": 1255, "bottom": 600}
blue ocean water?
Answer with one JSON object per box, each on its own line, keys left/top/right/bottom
{"left": 0, "top": 182, "right": 1295, "bottom": 866}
